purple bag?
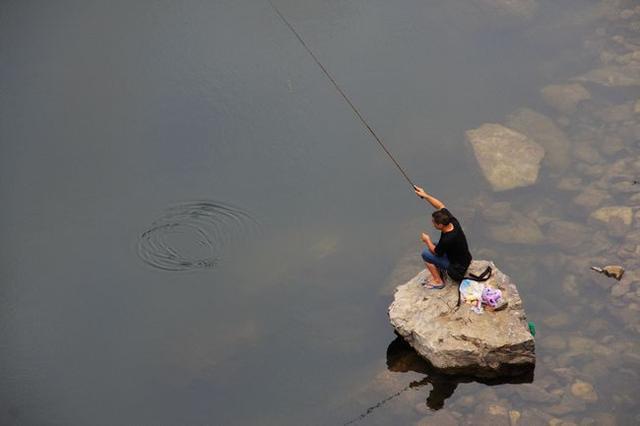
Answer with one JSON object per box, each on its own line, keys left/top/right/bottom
{"left": 481, "top": 287, "right": 502, "bottom": 308}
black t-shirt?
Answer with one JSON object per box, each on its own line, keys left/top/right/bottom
{"left": 435, "top": 208, "right": 472, "bottom": 279}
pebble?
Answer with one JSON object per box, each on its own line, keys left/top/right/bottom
{"left": 570, "top": 380, "right": 598, "bottom": 402}
{"left": 543, "top": 334, "right": 568, "bottom": 351}
{"left": 543, "top": 312, "right": 572, "bottom": 329}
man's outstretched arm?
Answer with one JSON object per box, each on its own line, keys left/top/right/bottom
{"left": 413, "top": 185, "right": 445, "bottom": 210}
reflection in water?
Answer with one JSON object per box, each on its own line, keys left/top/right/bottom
{"left": 137, "top": 200, "right": 258, "bottom": 271}
{"left": 386, "top": 336, "right": 534, "bottom": 409}
{"left": 345, "top": 336, "right": 534, "bottom": 424}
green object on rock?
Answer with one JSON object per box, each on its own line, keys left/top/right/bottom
{"left": 528, "top": 321, "right": 536, "bottom": 337}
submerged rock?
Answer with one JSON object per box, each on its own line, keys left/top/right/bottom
{"left": 572, "top": 64, "right": 640, "bottom": 87}
{"left": 540, "top": 83, "right": 591, "bottom": 114}
{"left": 590, "top": 206, "right": 633, "bottom": 228}
{"left": 488, "top": 216, "right": 544, "bottom": 245}
{"left": 388, "top": 260, "right": 535, "bottom": 376}
{"left": 570, "top": 380, "right": 598, "bottom": 402}
{"left": 466, "top": 124, "right": 545, "bottom": 191}
{"left": 506, "top": 108, "right": 571, "bottom": 171}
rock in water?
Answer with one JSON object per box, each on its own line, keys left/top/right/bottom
{"left": 540, "top": 83, "right": 591, "bottom": 114}
{"left": 388, "top": 260, "right": 535, "bottom": 376}
{"left": 466, "top": 124, "right": 545, "bottom": 191}
{"left": 506, "top": 108, "right": 571, "bottom": 172}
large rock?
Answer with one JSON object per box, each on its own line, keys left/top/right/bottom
{"left": 506, "top": 108, "right": 571, "bottom": 172}
{"left": 388, "top": 260, "right": 535, "bottom": 377}
{"left": 466, "top": 124, "right": 545, "bottom": 191}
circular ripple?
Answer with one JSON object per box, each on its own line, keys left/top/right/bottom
{"left": 137, "top": 200, "right": 258, "bottom": 271}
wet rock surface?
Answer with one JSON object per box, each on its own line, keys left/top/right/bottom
{"left": 388, "top": 260, "right": 535, "bottom": 376}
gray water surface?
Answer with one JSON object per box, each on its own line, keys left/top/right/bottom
{"left": 2, "top": 1, "right": 638, "bottom": 425}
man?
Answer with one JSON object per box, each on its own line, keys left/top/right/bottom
{"left": 413, "top": 185, "right": 472, "bottom": 289}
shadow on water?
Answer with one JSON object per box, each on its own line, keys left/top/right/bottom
{"left": 386, "top": 336, "right": 534, "bottom": 408}
{"left": 344, "top": 336, "right": 533, "bottom": 425}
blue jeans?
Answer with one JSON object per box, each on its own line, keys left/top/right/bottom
{"left": 421, "top": 248, "right": 449, "bottom": 270}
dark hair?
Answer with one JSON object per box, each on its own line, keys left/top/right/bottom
{"left": 432, "top": 209, "right": 452, "bottom": 226}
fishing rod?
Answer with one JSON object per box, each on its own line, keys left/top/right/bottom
{"left": 268, "top": 0, "right": 416, "bottom": 190}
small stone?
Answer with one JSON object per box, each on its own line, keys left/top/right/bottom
{"left": 543, "top": 312, "right": 571, "bottom": 329}
{"left": 457, "top": 395, "right": 476, "bottom": 408}
{"left": 471, "top": 402, "right": 511, "bottom": 426}
{"left": 480, "top": 201, "right": 513, "bottom": 223}
{"left": 572, "top": 143, "right": 604, "bottom": 165}
{"left": 568, "top": 336, "right": 594, "bottom": 352}
{"left": 488, "top": 216, "right": 544, "bottom": 245}
{"left": 573, "top": 187, "right": 610, "bottom": 209}
{"left": 543, "top": 335, "right": 567, "bottom": 351}
{"left": 602, "top": 265, "right": 625, "bottom": 280}
{"left": 572, "top": 65, "right": 640, "bottom": 87}
{"left": 509, "top": 410, "right": 520, "bottom": 426}
{"left": 595, "top": 102, "right": 634, "bottom": 123}
{"left": 588, "top": 413, "right": 617, "bottom": 426}
{"left": 547, "top": 221, "right": 589, "bottom": 250}
{"left": 546, "top": 393, "right": 587, "bottom": 415}
{"left": 514, "top": 383, "right": 560, "bottom": 403}
{"left": 562, "top": 275, "right": 580, "bottom": 298}
{"left": 570, "top": 380, "right": 598, "bottom": 402}
{"left": 590, "top": 206, "right": 633, "bottom": 226}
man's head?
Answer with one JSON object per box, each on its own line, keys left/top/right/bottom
{"left": 431, "top": 208, "right": 452, "bottom": 230}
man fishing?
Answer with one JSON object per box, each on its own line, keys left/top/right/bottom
{"left": 413, "top": 185, "right": 472, "bottom": 289}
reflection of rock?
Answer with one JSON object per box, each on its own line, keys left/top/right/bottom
{"left": 466, "top": 124, "right": 545, "bottom": 191}
{"left": 506, "top": 108, "right": 571, "bottom": 171}
{"left": 488, "top": 216, "right": 544, "bottom": 245}
{"left": 388, "top": 261, "right": 535, "bottom": 376}
{"left": 386, "top": 336, "right": 533, "bottom": 414}
{"left": 540, "top": 83, "right": 591, "bottom": 114}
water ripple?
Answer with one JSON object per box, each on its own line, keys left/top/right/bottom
{"left": 137, "top": 200, "right": 258, "bottom": 271}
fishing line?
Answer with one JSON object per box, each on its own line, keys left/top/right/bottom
{"left": 268, "top": 0, "right": 416, "bottom": 189}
